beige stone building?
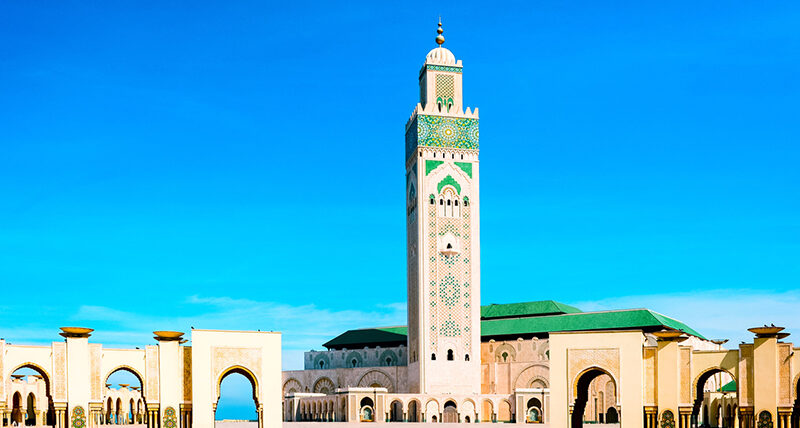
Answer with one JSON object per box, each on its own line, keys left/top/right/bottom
{"left": 282, "top": 24, "right": 800, "bottom": 428}
{"left": 0, "top": 328, "right": 281, "bottom": 428}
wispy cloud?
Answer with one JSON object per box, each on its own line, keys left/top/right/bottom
{"left": 571, "top": 289, "right": 800, "bottom": 346}
{"left": 69, "top": 295, "right": 408, "bottom": 369}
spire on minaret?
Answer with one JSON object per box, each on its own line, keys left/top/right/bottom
{"left": 435, "top": 18, "right": 445, "bottom": 46}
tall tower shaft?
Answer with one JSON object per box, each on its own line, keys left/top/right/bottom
{"left": 405, "top": 23, "right": 481, "bottom": 395}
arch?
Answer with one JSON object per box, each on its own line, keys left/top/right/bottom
{"left": 104, "top": 365, "right": 146, "bottom": 392}
{"left": 379, "top": 349, "right": 399, "bottom": 367}
{"left": 357, "top": 370, "right": 395, "bottom": 392}
{"left": 360, "top": 397, "right": 375, "bottom": 422}
{"left": 11, "top": 391, "right": 22, "bottom": 425}
{"left": 10, "top": 363, "right": 55, "bottom": 425}
{"left": 216, "top": 365, "right": 259, "bottom": 402}
{"left": 495, "top": 342, "right": 516, "bottom": 362}
{"left": 407, "top": 399, "right": 421, "bottom": 422}
{"left": 526, "top": 398, "right": 543, "bottom": 423}
{"left": 313, "top": 353, "right": 331, "bottom": 370}
{"left": 283, "top": 378, "right": 303, "bottom": 396}
{"left": 425, "top": 399, "right": 440, "bottom": 422}
{"left": 389, "top": 400, "right": 403, "bottom": 422}
{"left": 481, "top": 399, "right": 494, "bottom": 422}
{"left": 606, "top": 407, "right": 619, "bottom": 423}
{"left": 498, "top": 400, "right": 513, "bottom": 423}
{"left": 25, "top": 392, "right": 36, "bottom": 425}
{"left": 443, "top": 400, "right": 458, "bottom": 423}
{"left": 571, "top": 367, "right": 616, "bottom": 428}
{"left": 461, "top": 399, "right": 476, "bottom": 423}
{"left": 345, "top": 351, "right": 363, "bottom": 368}
{"left": 691, "top": 367, "right": 736, "bottom": 422}
{"left": 215, "top": 364, "right": 260, "bottom": 422}
{"left": 313, "top": 377, "right": 335, "bottom": 395}
{"left": 514, "top": 364, "right": 550, "bottom": 389}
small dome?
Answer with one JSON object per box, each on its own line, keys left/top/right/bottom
{"left": 426, "top": 47, "right": 456, "bottom": 65}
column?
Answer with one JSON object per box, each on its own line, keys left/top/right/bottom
{"left": 257, "top": 404, "right": 264, "bottom": 428}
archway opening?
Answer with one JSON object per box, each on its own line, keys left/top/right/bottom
{"left": 10, "top": 365, "right": 55, "bottom": 426}
{"left": 390, "top": 400, "right": 403, "bottom": 422}
{"left": 691, "top": 368, "right": 735, "bottom": 428}
{"left": 572, "top": 368, "right": 617, "bottom": 427}
{"left": 407, "top": 400, "right": 420, "bottom": 422}
{"left": 105, "top": 367, "right": 145, "bottom": 424}
{"left": 216, "top": 368, "right": 258, "bottom": 423}
{"left": 443, "top": 400, "right": 458, "bottom": 423}
{"left": 481, "top": 400, "right": 494, "bottom": 422}
{"left": 526, "top": 398, "right": 543, "bottom": 423}
{"left": 360, "top": 397, "right": 374, "bottom": 422}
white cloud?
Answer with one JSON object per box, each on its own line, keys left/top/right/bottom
{"left": 571, "top": 289, "right": 800, "bottom": 346}
{"left": 70, "top": 295, "right": 408, "bottom": 370}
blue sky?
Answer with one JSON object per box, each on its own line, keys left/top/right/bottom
{"left": 2, "top": 0, "right": 799, "bottom": 420}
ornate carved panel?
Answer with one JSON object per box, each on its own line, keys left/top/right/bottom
{"left": 90, "top": 344, "right": 102, "bottom": 400}
{"left": 146, "top": 345, "right": 160, "bottom": 401}
{"left": 566, "top": 348, "right": 620, "bottom": 401}
{"left": 53, "top": 342, "right": 67, "bottom": 401}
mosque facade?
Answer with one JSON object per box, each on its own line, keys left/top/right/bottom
{"left": 282, "top": 24, "right": 800, "bottom": 428}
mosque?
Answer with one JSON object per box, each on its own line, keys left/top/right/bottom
{"left": 281, "top": 23, "right": 800, "bottom": 428}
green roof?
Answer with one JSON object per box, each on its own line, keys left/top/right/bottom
{"left": 323, "top": 307, "right": 705, "bottom": 349}
{"left": 480, "top": 309, "right": 706, "bottom": 340}
{"left": 481, "top": 300, "right": 582, "bottom": 319}
{"left": 718, "top": 380, "right": 736, "bottom": 392}
{"left": 322, "top": 326, "right": 408, "bottom": 350}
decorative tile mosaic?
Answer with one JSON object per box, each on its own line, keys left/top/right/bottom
{"left": 426, "top": 64, "right": 463, "bottom": 73}
{"left": 71, "top": 406, "right": 86, "bottom": 428}
{"left": 163, "top": 407, "right": 177, "bottom": 428}
{"left": 417, "top": 115, "right": 479, "bottom": 151}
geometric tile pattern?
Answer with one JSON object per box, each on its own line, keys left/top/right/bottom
{"left": 417, "top": 115, "right": 479, "bottom": 150}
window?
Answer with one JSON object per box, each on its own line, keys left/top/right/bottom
{"left": 431, "top": 353, "right": 436, "bottom": 361}
{"left": 430, "top": 197, "right": 435, "bottom": 205}
{"left": 386, "top": 357, "right": 392, "bottom": 366}
{"left": 351, "top": 359, "right": 358, "bottom": 368}
{"left": 447, "top": 349, "right": 454, "bottom": 361}
{"left": 439, "top": 199, "right": 444, "bottom": 205}
{"left": 454, "top": 200, "right": 459, "bottom": 206}
{"left": 465, "top": 354, "right": 470, "bottom": 361}
{"left": 446, "top": 200, "right": 451, "bottom": 206}
{"left": 319, "top": 361, "right": 325, "bottom": 369}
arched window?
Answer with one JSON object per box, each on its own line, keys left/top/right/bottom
{"left": 351, "top": 359, "right": 358, "bottom": 368}
{"left": 319, "top": 360, "right": 325, "bottom": 369}
{"left": 447, "top": 349, "right": 454, "bottom": 361}
{"left": 386, "top": 357, "right": 392, "bottom": 366}
{"left": 465, "top": 354, "right": 470, "bottom": 361}
{"left": 431, "top": 353, "right": 436, "bottom": 361}
{"left": 439, "top": 199, "right": 444, "bottom": 205}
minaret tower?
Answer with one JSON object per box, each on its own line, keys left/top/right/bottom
{"left": 405, "top": 20, "right": 481, "bottom": 395}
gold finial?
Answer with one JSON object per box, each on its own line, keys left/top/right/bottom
{"left": 435, "top": 18, "right": 445, "bottom": 46}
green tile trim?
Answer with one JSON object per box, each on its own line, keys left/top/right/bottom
{"left": 426, "top": 160, "right": 444, "bottom": 175}
{"left": 454, "top": 161, "right": 472, "bottom": 178}
{"left": 427, "top": 64, "right": 463, "bottom": 73}
{"left": 437, "top": 175, "right": 461, "bottom": 194}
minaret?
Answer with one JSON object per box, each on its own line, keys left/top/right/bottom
{"left": 405, "top": 20, "right": 481, "bottom": 395}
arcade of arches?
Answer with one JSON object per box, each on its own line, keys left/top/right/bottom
{"left": 284, "top": 326, "right": 800, "bottom": 427}
{"left": 0, "top": 328, "right": 281, "bottom": 428}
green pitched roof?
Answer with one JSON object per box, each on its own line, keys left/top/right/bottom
{"left": 322, "top": 326, "right": 408, "bottom": 350}
{"left": 718, "top": 380, "right": 736, "bottom": 392}
{"left": 481, "top": 300, "right": 582, "bottom": 319}
{"left": 480, "top": 309, "right": 706, "bottom": 340}
{"left": 323, "top": 307, "right": 705, "bottom": 349}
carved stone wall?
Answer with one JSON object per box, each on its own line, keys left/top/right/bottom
{"left": 53, "top": 341, "right": 67, "bottom": 401}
